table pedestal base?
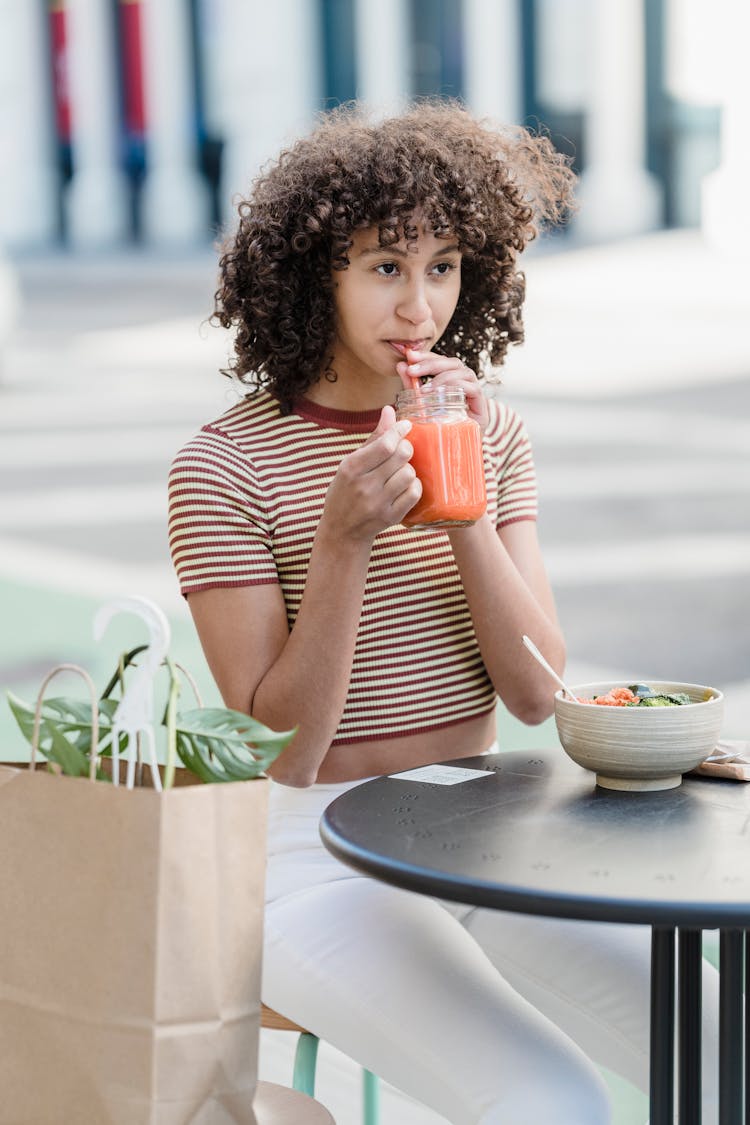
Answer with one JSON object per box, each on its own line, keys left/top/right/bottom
{"left": 650, "top": 927, "right": 748, "bottom": 1125}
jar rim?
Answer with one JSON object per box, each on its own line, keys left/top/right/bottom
{"left": 395, "top": 386, "right": 467, "bottom": 406}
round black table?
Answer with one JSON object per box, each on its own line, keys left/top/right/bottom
{"left": 320, "top": 750, "right": 750, "bottom": 1125}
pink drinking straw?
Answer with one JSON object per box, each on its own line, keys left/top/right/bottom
{"left": 405, "top": 347, "right": 424, "bottom": 403}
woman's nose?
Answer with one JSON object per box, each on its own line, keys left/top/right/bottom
{"left": 397, "top": 281, "right": 431, "bottom": 325}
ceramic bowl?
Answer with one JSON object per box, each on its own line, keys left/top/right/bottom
{"left": 554, "top": 681, "right": 724, "bottom": 791}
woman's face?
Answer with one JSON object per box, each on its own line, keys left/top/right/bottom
{"left": 328, "top": 222, "right": 462, "bottom": 388}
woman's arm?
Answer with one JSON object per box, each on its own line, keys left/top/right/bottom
{"left": 187, "top": 532, "right": 370, "bottom": 786}
{"left": 447, "top": 517, "right": 565, "bottom": 724}
{"left": 397, "top": 351, "right": 562, "bottom": 722}
{"left": 186, "top": 407, "right": 420, "bottom": 787}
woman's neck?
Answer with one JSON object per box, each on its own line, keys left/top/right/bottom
{"left": 304, "top": 372, "right": 401, "bottom": 413}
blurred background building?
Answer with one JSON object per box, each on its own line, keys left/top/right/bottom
{"left": 0, "top": 0, "right": 745, "bottom": 252}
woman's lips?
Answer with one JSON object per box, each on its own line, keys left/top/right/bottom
{"left": 388, "top": 340, "right": 426, "bottom": 357}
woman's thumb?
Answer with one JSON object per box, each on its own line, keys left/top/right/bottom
{"left": 363, "top": 404, "right": 411, "bottom": 447}
{"left": 373, "top": 404, "right": 396, "bottom": 433}
{"left": 363, "top": 404, "right": 396, "bottom": 443}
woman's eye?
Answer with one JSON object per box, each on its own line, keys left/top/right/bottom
{"left": 432, "top": 261, "right": 456, "bottom": 276}
{"left": 375, "top": 262, "right": 399, "bottom": 276}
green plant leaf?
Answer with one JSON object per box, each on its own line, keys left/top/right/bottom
{"left": 176, "top": 708, "right": 294, "bottom": 752}
{"left": 7, "top": 691, "right": 39, "bottom": 744}
{"left": 45, "top": 724, "right": 91, "bottom": 778}
{"left": 205, "top": 734, "right": 266, "bottom": 780}
{"left": 6, "top": 691, "right": 119, "bottom": 757}
{"left": 174, "top": 709, "right": 295, "bottom": 782}
{"left": 198, "top": 734, "right": 263, "bottom": 782}
{"left": 6, "top": 692, "right": 89, "bottom": 753}
{"left": 7, "top": 666, "right": 297, "bottom": 787}
{"left": 175, "top": 731, "right": 222, "bottom": 783}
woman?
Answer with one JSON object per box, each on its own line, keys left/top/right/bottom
{"left": 168, "top": 102, "right": 718, "bottom": 1124}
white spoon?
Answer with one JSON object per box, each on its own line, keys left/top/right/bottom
{"left": 521, "top": 635, "right": 579, "bottom": 701}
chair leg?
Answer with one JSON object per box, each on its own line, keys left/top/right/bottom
{"left": 292, "top": 1029, "right": 379, "bottom": 1125}
{"left": 292, "top": 1032, "right": 319, "bottom": 1098}
{"left": 363, "top": 1068, "right": 380, "bottom": 1125}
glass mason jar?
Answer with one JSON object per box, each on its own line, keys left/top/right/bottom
{"left": 395, "top": 386, "right": 487, "bottom": 529}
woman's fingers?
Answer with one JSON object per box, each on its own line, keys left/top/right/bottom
{"left": 400, "top": 349, "right": 479, "bottom": 388}
{"left": 396, "top": 350, "right": 489, "bottom": 430}
{"left": 364, "top": 407, "right": 421, "bottom": 515}
{"left": 355, "top": 407, "right": 412, "bottom": 472}
{"left": 382, "top": 459, "right": 422, "bottom": 518}
{"left": 323, "top": 406, "right": 420, "bottom": 538}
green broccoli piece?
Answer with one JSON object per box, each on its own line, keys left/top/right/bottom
{"left": 627, "top": 685, "right": 693, "bottom": 706}
{"left": 638, "top": 693, "right": 691, "bottom": 707}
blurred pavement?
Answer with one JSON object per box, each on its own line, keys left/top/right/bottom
{"left": 505, "top": 229, "right": 750, "bottom": 738}
{"left": 1, "top": 228, "right": 749, "bottom": 1123}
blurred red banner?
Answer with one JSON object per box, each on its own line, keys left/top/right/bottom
{"left": 119, "top": 0, "right": 146, "bottom": 135}
{"left": 48, "top": 1, "right": 71, "bottom": 142}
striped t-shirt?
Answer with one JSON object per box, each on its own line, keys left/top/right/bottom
{"left": 168, "top": 388, "right": 537, "bottom": 746}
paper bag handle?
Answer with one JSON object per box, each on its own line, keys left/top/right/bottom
{"left": 28, "top": 658, "right": 203, "bottom": 787}
{"left": 30, "top": 663, "right": 100, "bottom": 783}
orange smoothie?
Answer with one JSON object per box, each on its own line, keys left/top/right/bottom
{"left": 403, "top": 416, "right": 487, "bottom": 528}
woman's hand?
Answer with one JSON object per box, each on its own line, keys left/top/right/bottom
{"left": 396, "top": 347, "right": 490, "bottom": 430}
{"left": 321, "top": 405, "right": 422, "bottom": 544}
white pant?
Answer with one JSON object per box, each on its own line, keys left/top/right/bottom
{"left": 263, "top": 776, "right": 719, "bottom": 1125}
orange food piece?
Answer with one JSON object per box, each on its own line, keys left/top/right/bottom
{"left": 580, "top": 687, "right": 639, "bottom": 707}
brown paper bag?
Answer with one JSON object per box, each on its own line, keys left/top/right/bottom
{"left": 0, "top": 762, "right": 267, "bottom": 1124}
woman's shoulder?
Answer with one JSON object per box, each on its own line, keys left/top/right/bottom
{"left": 483, "top": 393, "right": 531, "bottom": 448}
{"left": 203, "top": 386, "right": 281, "bottom": 438}
{"left": 168, "top": 388, "right": 282, "bottom": 486}
{"left": 174, "top": 387, "right": 281, "bottom": 454}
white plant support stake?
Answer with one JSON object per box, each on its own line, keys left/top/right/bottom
{"left": 93, "top": 596, "right": 171, "bottom": 790}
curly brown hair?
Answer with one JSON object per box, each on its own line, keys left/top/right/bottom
{"left": 213, "top": 100, "right": 576, "bottom": 413}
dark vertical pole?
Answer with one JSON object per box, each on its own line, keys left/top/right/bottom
{"left": 719, "top": 929, "right": 743, "bottom": 1125}
{"left": 643, "top": 0, "right": 669, "bottom": 226}
{"left": 190, "top": 0, "right": 223, "bottom": 234}
{"left": 320, "top": 0, "right": 357, "bottom": 108}
{"left": 678, "top": 928, "right": 702, "bottom": 1125}
{"left": 438, "top": 0, "right": 463, "bottom": 99}
{"left": 518, "top": 0, "right": 537, "bottom": 128}
{"left": 187, "top": 0, "right": 204, "bottom": 163}
{"left": 651, "top": 926, "right": 676, "bottom": 1125}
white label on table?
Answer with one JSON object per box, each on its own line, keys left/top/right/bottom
{"left": 388, "top": 765, "right": 491, "bottom": 785}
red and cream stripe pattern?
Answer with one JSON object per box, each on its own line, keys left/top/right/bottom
{"left": 168, "top": 389, "right": 537, "bottom": 746}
